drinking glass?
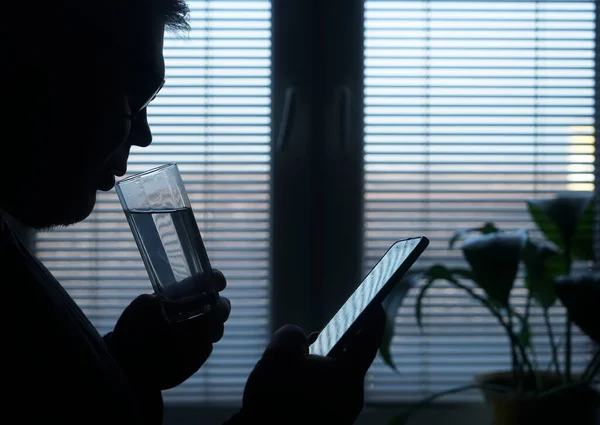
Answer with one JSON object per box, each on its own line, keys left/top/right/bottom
{"left": 115, "top": 163, "right": 219, "bottom": 322}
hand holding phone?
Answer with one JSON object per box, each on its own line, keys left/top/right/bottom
{"left": 238, "top": 314, "right": 387, "bottom": 425}
{"left": 236, "top": 237, "right": 428, "bottom": 425}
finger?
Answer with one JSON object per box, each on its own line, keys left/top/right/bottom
{"left": 338, "top": 304, "right": 386, "bottom": 376}
{"left": 211, "top": 296, "right": 230, "bottom": 323}
{"left": 308, "top": 331, "right": 320, "bottom": 344}
{"left": 263, "top": 324, "right": 309, "bottom": 361}
{"left": 210, "top": 322, "right": 225, "bottom": 343}
{"left": 160, "top": 343, "right": 213, "bottom": 391}
{"left": 124, "top": 293, "right": 167, "bottom": 324}
{"left": 131, "top": 293, "right": 161, "bottom": 311}
{"left": 176, "top": 296, "right": 230, "bottom": 334}
{"left": 212, "top": 269, "right": 227, "bottom": 292}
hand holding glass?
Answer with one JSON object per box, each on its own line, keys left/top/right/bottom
{"left": 116, "top": 163, "right": 219, "bottom": 322}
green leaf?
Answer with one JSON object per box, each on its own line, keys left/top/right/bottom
{"left": 555, "top": 273, "right": 600, "bottom": 344}
{"left": 462, "top": 233, "right": 524, "bottom": 308}
{"left": 527, "top": 201, "right": 562, "bottom": 248}
{"left": 571, "top": 196, "right": 595, "bottom": 261}
{"left": 480, "top": 222, "right": 502, "bottom": 234}
{"left": 415, "top": 265, "right": 473, "bottom": 330}
{"left": 527, "top": 192, "right": 594, "bottom": 257}
{"left": 415, "top": 276, "right": 436, "bottom": 332}
{"left": 521, "top": 238, "right": 566, "bottom": 309}
{"left": 448, "top": 222, "right": 500, "bottom": 249}
{"left": 380, "top": 272, "right": 423, "bottom": 371}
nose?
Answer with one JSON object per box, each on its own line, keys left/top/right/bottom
{"left": 107, "top": 107, "right": 152, "bottom": 177}
{"left": 129, "top": 107, "right": 153, "bottom": 148}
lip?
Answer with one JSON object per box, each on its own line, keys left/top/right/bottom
{"left": 112, "top": 167, "right": 127, "bottom": 177}
{"left": 97, "top": 174, "right": 116, "bottom": 191}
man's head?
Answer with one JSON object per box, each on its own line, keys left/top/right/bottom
{"left": 0, "top": 0, "right": 189, "bottom": 229}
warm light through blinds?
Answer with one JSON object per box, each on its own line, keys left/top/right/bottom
{"left": 35, "top": 0, "right": 271, "bottom": 404}
{"left": 363, "top": 0, "right": 596, "bottom": 401}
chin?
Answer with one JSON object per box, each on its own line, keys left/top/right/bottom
{"left": 7, "top": 190, "right": 98, "bottom": 230}
{"left": 56, "top": 192, "right": 98, "bottom": 228}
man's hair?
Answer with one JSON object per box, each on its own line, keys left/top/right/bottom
{"left": 1, "top": 0, "right": 190, "bottom": 73}
{"left": 0, "top": 0, "right": 190, "bottom": 148}
{"left": 157, "top": 0, "right": 191, "bottom": 31}
{"left": 63, "top": 0, "right": 191, "bottom": 39}
{"left": 3, "top": 0, "right": 190, "bottom": 48}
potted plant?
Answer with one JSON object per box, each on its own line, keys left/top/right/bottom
{"left": 381, "top": 192, "right": 600, "bottom": 425}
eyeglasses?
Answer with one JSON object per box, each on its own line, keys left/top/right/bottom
{"left": 95, "top": 33, "right": 166, "bottom": 121}
{"left": 124, "top": 75, "right": 165, "bottom": 121}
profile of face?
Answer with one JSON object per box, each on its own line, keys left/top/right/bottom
{"left": 1, "top": 9, "right": 167, "bottom": 229}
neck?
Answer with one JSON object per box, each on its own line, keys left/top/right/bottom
{"left": 0, "top": 207, "right": 35, "bottom": 249}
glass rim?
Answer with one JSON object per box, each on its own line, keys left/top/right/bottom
{"left": 116, "top": 163, "right": 178, "bottom": 186}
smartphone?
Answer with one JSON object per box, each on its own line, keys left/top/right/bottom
{"left": 309, "top": 236, "right": 429, "bottom": 357}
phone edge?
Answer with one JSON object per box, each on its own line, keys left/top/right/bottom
{"left": 325, "top": 236, "right": 430, "bottom": 357}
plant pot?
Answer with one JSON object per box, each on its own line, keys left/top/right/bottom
{"left": 475, "top": 371, "right": 600, "bottom": 425}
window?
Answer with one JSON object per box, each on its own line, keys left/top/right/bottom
{"left": 34, "top": 0, "right": 597, "bottom": 411}
{"left": 363, "top": 0, "right": 596, "bottom": 401}
{"left": 35, "top": 0, "right": 272, "bottom": 404}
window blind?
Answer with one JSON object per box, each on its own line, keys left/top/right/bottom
{"left": 363, "top": 0, "right": 596, "bottom": 401}
{"left": 35, "top": 0, "right": 271, "bottom": 404}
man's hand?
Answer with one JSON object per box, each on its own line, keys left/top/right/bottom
{"left": 106, "top": 270, "right": 231, "bottom": 391}
{"left": 235, "top": 306, "right": 386, "bottom": 425}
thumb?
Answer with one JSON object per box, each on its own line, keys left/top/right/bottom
{"left": 262, "top": 324, "right": 309, "bottom": 364}
{"left": 115, "top": 293, "right": 166, "bottom": 331}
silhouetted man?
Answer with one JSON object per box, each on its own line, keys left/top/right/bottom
{"left": 0, "top": 1, "right": 385, "bottom": 424}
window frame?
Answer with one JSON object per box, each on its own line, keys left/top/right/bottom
{"left": 270, "top": 0, "right": 367, "bottom": 334}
